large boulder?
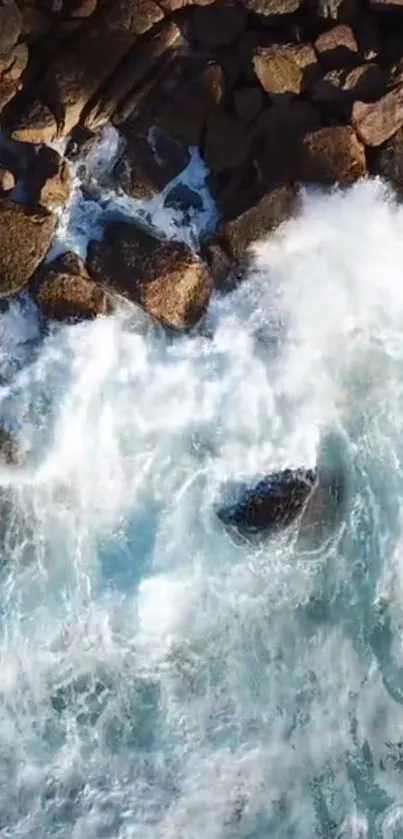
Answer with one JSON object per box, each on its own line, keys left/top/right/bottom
{"left": 33, "top": 251, "right": 110, "bottom": 322}
{"left": 237, "top": 0, "right": 301, "bottom": 14}
{"left": 219, "top": 185, "right": 298, "bottom": 261}
{"left": 311, "top": 64, "right": 387, "bottom": 117}
{"left": 252, "top": 44, "right": 320, "bottom": 98}
{"left": 299, "top": 125, "right": 367, "bottom": 183}
{"left": 87, "top": 221, "right": 212, "bottom": 331}
{"left": 314, "top": 25, "right": 359, "bottom": 71}
{"left": 114, "top": 129, "right": 189, "bottom": 200}
{"left": 352, "top": 86, "right": 403, "bottom": 146}
{"left": 0, "top": 0, "right": 22, "bottom": 64}
{"left": 204, "top": 109, "right": 252, "bottom": 173}
{"left": 156, "top": 62, "right": 225, "bottom": 146}
{"left": 255, "top": 101, "right": 322, "bottom": 185}
{"left": 0, "top": 200, "right": 56, "bottom": 298}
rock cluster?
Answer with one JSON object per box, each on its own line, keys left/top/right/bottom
{"left": 0, "top": 0, "right": 403, "bottom": 324}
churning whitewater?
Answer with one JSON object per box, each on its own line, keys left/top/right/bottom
{"left": 2, "top": 147, "right": 403, "bottom": 838}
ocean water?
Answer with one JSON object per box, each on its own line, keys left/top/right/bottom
{"left": 1, "top": 130, "right": 403, "bottom": 838}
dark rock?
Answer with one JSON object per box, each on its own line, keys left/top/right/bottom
{"left": 200, "top": 240, "right": 232, "bottom": 289}
{"left": 220, "top": 185, "right": 298, "bottom": 261}
{"left": 252, "top": 43, "right": 321, "bottom": 98}
{"left": 11, "top": 99, "right": 58, "bottom": 144}
{"left": 0, "top": 167, "right": 15, "bottom": 192}
{"left": 33, "top": 252, "right": 110, "bottom": 322}
{"left": 369, "top": 0, "right": 403, "bottom": 9}
{"left": 233, "top": 86, "right": 265, "bottom": 124}
{"left": 164, "top": 184, "right": 203, "bottom": 212}
{"left": 157, "top": 0, "right": 216, "bottom": 10}
{"left": 0, "top": 199, "right": 56, "bottom": 298}
{"left": 65, "top": 126, "right": 99, "bottom": 161}
{"left": 299, "top": 125, "right": 367, "bottom": 183}
{"left": 352, "top": 86, "right": 403, "bottom": 146}
{"left": 0, "top": 425, "right": 21, "bottom": 465}
{"left": 216, "top": 465, "right": 345, "bottom": 538}
{"left": 20, "top": 5, "right": 52, "bottom": 43}
{"left": 28, "top": 146, "right": 71, "bottom": 211}
{"left": 0, "top": 0, "right": 22, "bottom": 63}
{"left": 308, "top": 0, "right": 360, "bottom": 22}
{"left": 204, "top": 109, "right": 252, "bottom": 173}
{"left": 157, "top": 62, "right": 225, "bottom": 146}
{"left": 314, "top": 24, "right": 359, "bottom": 70}
{"left": 255, "top": 101, "right": 322, "bottom": 184}
{"left": 311, "top": 64, "right": 387, "bottom": 116}
{"left": 371, "top": 126, "right": 403, "bottom": 194}
{"left": 188, "top": 1, "right": 247, "bottom": 48}
{"left": 237, "top": 0, "right": 301, "bottom": 15}
{"left": 87, "top": 221, "right": 212, "bottom": 331}
{"left": 114, "top": 128, "right": 189, "bottom": 200}
{"left": 354, "top": 13, "right": 380, "bottom": 60}
{"left": 209, "top": 158, "right": 268, "bottom": 221}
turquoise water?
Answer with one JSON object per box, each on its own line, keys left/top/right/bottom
{"left": 1, "top": 153, "right": 403, "bottom": 837}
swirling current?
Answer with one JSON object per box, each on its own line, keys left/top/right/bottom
{"left": 1, "top": 129, "right": 403, "bottom": 838}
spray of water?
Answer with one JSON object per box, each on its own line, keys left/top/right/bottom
{"left": 0, "top": 132, "right": 403, "bottom": 838}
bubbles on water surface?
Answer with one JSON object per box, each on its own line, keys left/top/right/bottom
{"left": 1, "top": 150, "right": 403, "bottom": 837}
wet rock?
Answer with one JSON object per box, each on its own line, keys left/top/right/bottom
{"left": 314, "top": 25, "right": 359, "bottom": 70}
{"left": 28, "top": 146, "right": 71, "bottom": 211}
{"left": 188, "top": 1, "right": 247, "bottom": 48}
{"left": 237, "top": 0, "right": 301, "bottom": 14}
{"left": 233, "top": 86, "right": 265, "bottom": 124}
{"left": 220, "top": 185, "right": 298, "bottom": 261}
{"left": 200, "top": 241, "right": 232, "bottom": 290}
{"left": 0, "top": 199, "right": 56, "bottom": 297}
{"left": 216, "top": 465, "right": 345, "bottom": 538}
{"left": 204, "top": 110, "right": 252, "bottom": 173}
{"left": 0, "top": 425, "right": 20, "bottom": 465}
{"left": 352, "top": 86, "right": 403, "bottom": 146}
{"left": 164, "top": 184, "right": 203, "bottom": 212}
{"left": 0, "top": 167, "right": 15, "bottom": 193}
{"left": 87, "top": 221, "right": 212, "bottom": 331}
{"left": 33, "top": 252, "right": 110, "bottom": 322}
{"left": 157, "top": 62, "right": 225, "bottom": 146}
{"left": 311, "top": 64, "right": 387, "bottom": 116}
{"left": 371, "top": 126, "right": 403, "bottom": 194}
{"left": 299, "top": 125, "right": 367, "bottom": 183}
{"left": 114, "top": 128, "right": 189, "bottom": 200}
{"left": 252, "top": 44, "right": 320, "bottom": 99}
{"left": 0, "top": 0, "right": 22, "bottom": 63}
{"left": 209, "top": 158, "right": 269, "bottom": 222}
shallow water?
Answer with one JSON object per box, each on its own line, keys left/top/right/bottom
{"left": 1, "top": 134, "right": 403, "bottom": 838}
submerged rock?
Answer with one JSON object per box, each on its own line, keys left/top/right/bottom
{"left": 33, "top": 252, "right": 111, "bottom": 322}
{"left": 216, "top": 465, "right": 345, "bottom": 538}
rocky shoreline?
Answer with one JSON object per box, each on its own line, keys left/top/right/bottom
{"left": 1, "top": 0, "right": 403, "bottom": 329}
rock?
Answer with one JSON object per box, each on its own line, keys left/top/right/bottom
{"left": 0, "top": 167, "right": 15, "bottom": 192}
{"left": 0, "top": 0, "right": 22, "bottom": 63}
{"left": 204, "top": 110, "right": 252, "bottom": 173}
{"left": 233, "top": 86, "right": 265, "bottom": 124}
{"left": 11, "top": 99, "right": 58, "bottom": 144}
{"left": 371, "top": 126, "right": 403, "bottom": 194}
{"left": 26, "top": 146, "right": 72, "bottom": 211}
{"left": 237, "top": 0, "right": 301, "bottom": 14}
{"left": 314, "top": 25, "right": 359, "bottom": 70}
{"left": 157, "top": 0, "right": 216, "bottom": 9}
{"left": 114, "top": 129, "right": 189, "bottom": 199}
{"left": 308, "top": 0, "right": 360, "bottom": 21}
{"left": 311, "top": 64, "right": 387, "bottom": 116}
{"left": 255, "top": 101, "right": 322, "bottom": 185}
{"left": 299, "top": 125, "right": 366, "bottom": 183}
{"left": 70, "top": 0, "right": 99, "bottom": 16}
{"left": 33, "top": 252, "right": 110, "bottom": 321}
{"left": 164, "top": 184, "right": 203, "bottom": 212}
{"left": 354, "top": 13, "right": 380, "bottom": 60}
{"left": 216, "top": 465, "right": 345, "bottom": 538}
{"left": 0, "top": 200, "right": 56, "bottom": 298}
{"left": 0, "top": 425, "right": 20, "bottom": 465}
{"left": 20, "top": 6, "right": 52, "bottom": 42}
{"left": 13, "top": 0, "right": 165, "bottom": 139}
{"left": 252, "top": 44, "right": 320, "bottom": 99}
{"left": 200, "top": 240, "right": 232, "bottom": 290}
{"left": 157, "top": 62, "right": 225, "bottom": 146}
{"left": 352, "top": 86, "right": 403, "bottom": 147}
{"left": 87, "top": 221, "right": 212, "bottom": 330}
{"left": 220, "top": 185, "right": 298, "bottom": 261}
{"left": 0, "top": 76, "right": 19, "bottom": 116}
{"left": 369, "top": 0, "right": 403, "bottom": 8}
{"left": 209, "top": 158, "right": 269, "bottom": 222}
{"left": 188, "top": 1, "right": 247, "bottom": 48}
{"left": 84, "top": 19, "right": 181, "bottom": 129}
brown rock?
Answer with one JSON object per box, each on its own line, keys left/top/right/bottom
{"left": 200, "top": 241, "right": 232, "bottom": 290}
{"left": 204, "top": 110, "right": 251, "bottom": 173}
{"left": 253, "top": 44, "right": 320, "bottom": 99}
{"left": 314, "top": 25, "right": 359, "bottom": 70}
{"left": 188, "top": 1, "right": 247, "bottom": 48}
{"left": 0, "top": 0, "right": 22, "bottom": 62}
{"left": 157, "top": 62, "right": 225, "bottom": 146}
{"left": 87, "top": 221, "right": 212, "bottom": 331}
{"left": 352, "top": 86, "right": 403, "bottom": 147}
{"left": 237, "top": 0, "right": 301, "bottom": 14}
{"left": 5, "top": 43, "right": 29, "bottom": 81}
{"left": 311, "top": 64, "right": 387, "bottom": 115}
{"left": 84, "top": 19, "right": 181, "bottom": 130}
{"left": 36, "top": 148, "right": 72, "bottom": 211}
{"left": 234, "top": 86, "right": 265, "bottom": 124}
{"left": 0, "top": 168, "right": 15, "bottom": 192}
{"left": 11, "top": 99, "right": 58, "bottom": 144}
{"left": 114, "top": 129, "right": 189, "bottom": 199}
{"left": 299, "top": 125, "right": 366, "bottom": 183}
{"left": 0, "top": 76, "right": 19, "bottom": 116}
{"left": 157, "top": 0, "right": 215, "bottom": 9}
{"left": 20, "top": 6, "right": 52, "bottom": 42}
{"left": 71, "top": 0, "right": 98, "bottom": 16}
{"left": 0, "top": 200, "right": 56, "bottom": 297}
{"left": 34, "top": 252, "right": 109, "bottom": 322}
{"left": 220, "top": 185, "right": 298, "bottom": 261}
